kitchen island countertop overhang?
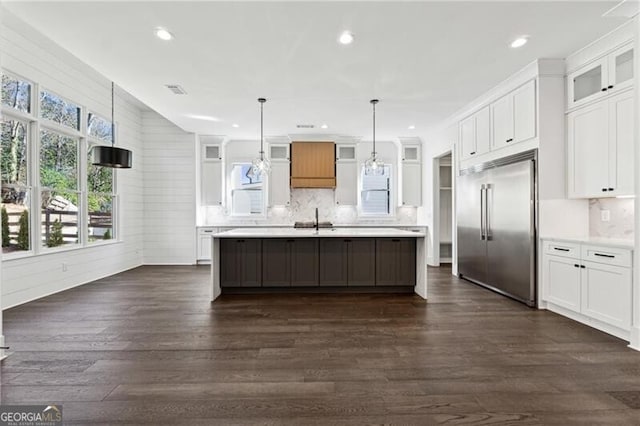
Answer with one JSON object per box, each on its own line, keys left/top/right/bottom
{"left": 210, "top": 227, "right": 428, "bottom": 300}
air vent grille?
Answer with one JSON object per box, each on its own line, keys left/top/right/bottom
{"left": 296, "top": 124, "right": 315, "bottom": 129}
{"left": 165, "top": 84, "right": 187, "bottom": 95}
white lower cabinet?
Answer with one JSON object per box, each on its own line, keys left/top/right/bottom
{"left": 542, "top": 239, "right": 633, "bottom": 339}
{"left": 197, "top": 228, "right": 217, "bottom": 263}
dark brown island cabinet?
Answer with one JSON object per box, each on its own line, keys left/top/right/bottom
{"left": 220, "top": 237, "right": 416, "bottom": 289}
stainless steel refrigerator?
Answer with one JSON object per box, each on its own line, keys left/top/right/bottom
{"left": 457, "top": 150, "right": 537, "bottom": 307}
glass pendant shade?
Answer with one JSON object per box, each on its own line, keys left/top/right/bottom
{"left": 364, "top": 99, "right": 382, "bottom": 176}
{"left": 250, "top": 98, "right": 270, "bottom": 178}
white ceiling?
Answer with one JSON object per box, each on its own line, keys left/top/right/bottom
{"left": 2, "top": 1, "right": 629, "bottom": 141}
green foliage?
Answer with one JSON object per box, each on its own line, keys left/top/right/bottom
{"left": 103, "top": 229, "right": 111, "bottom": 240}
{"left": 47, "top": 219, "right": 63, "bottom": 248}
{"left": 1, "top": 207, "right": 9, "bottom": 247}
{"left": 17, "top": 210, "right": 29, "bottom": 250}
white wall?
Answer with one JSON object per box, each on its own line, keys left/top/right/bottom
{"left": 0, "top": 10, "right": 145, "bottom": 309}
{"left": 142, "top": 112, "right": 196, "bottom": 264}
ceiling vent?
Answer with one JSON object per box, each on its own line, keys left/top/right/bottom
{"left": 296, "top": 124, "right": 315, "bottom": 129}
{"left": 165, "top": 84, "right": 187, "bottom": 95}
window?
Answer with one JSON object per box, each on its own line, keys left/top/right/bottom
{"left": 40, "top": 129, "right": 80, "bottom": 247}
{"left": 360, "top": 165, "right": 391, "bottom": 215}
{"left": 1, "top": 74, "right": 31, "bottom": 113}
{"left": 230, "top": 163, "right": 264, "bottom": 216}
{"left": 88, "top": 112, "right": 112, "bottom": 142}
{"left": 1, "top": 119, "right": 31, "bottom": 253}
{"left": 87, "top": 147, "right": 114, "bottom": 242}
{"left": 40, "top": 90, "right": 81, "bottom": 130}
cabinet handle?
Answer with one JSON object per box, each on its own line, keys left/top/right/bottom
{"left": 203, "top": 230, "right": 213, "bottom": 233}
{"left": 237, "top": 239, "right": 245, "bottom": 243}
{"left": 392, "top": 239, "right": 401, "bottom": 242}
{"left": 594, "top": 253, "right": 615, "bottom": 259}
{"left": 608, "top": 85, "right": 614, "bottom": 89}
{"left": 470, "top": 151, "right": 476, "bottom": 155}
{"left": 553, "top": 247, "right": 570, "bottom": 252}
{"left": 608, "top": 188, "right": 614, "bottom": 191}
{"left": 601, "top": 88, "right": 608, "bottom": 92}
{"left": 344, "top": 239, "right": 352, "bottom": 243}
{"left": 574, "top": 264, "right": 580, "bottom": 268}
{"left": 286, "top": 239, "right": 295, "bottom": 243}
{"left": 506, "top": 138, "right": 513, "bottom": 143}
{"left": 580, "top": 265, "right": 586, "bottom": 269}
{"left": 602, "top": 188, "right": 608, "bottom": 192}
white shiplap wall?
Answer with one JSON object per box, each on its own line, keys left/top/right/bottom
{"left": 1, "top": 10, "right": 145, "bottom": 308}
{"left": 142, "top": 112, "right": 196, "bottom": 264}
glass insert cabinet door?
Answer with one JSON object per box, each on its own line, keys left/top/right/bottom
{"left": 570, "top": 57, "right": 607, "bottom": 108}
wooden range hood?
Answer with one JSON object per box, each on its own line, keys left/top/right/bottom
{"left": 290, "top": 142, "right": 336, "bottom": 188}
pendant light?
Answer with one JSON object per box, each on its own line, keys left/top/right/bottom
{"left": 249, "top": 97, "right": 270, "bottom": 178}
{"left": 91, "top": 82, "right": 133, "bottom": 168}
{"left": 364, "top": 99, "right": 384, "bottom": 175}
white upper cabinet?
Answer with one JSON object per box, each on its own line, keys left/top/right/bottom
{"left": 492, "top": 80, "right": 536, "bottom": 150}
{"left": 568, "top": 43, "right": 634, "bottom": 110}
{"left": 491, "top": 94, "right": 514, "bottom": 150}
{"left": 568, "top": 89, "right": 634, "bottom": 198}
{"left": 335, "top": 144, "right": 357, "bottom": 205}
{"left": 201, "top": 143, "right": 223, "bottom": 206}
{"left": 459, "top": 106, "right": 490, "bottom": 161}
{"left": 401, "top": 143, "right": 422, "bottom": 206}
{"left": 268, "top": 144, "right": 290, "bottom": 206}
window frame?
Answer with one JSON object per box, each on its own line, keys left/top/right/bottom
{"left": 228, "top": 161, "right": 267, "bottom": 218}
{"left": 358, "top": 163, "right": 396, "bottom": 218}
{"left": 1, "top": 69, "right": 121, "bottom": 260}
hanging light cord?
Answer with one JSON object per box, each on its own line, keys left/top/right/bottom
{"left": 111, "top": 82, "right": 116, "bottom": 148}
{"left": 371, "top": 99, "right": 378, "bottom": 159}
{"left": 259, "top": 98, "right": 266, "bottom": 160}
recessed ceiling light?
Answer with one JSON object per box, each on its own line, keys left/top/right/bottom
{"left": 232, "top": 123, "right": 239, "bottom": 128}
{"left": 321, "top": 124, "right": 328, "bottom": 129}
{"left": 155, "top": 27, "right": 173, "bottom": 41}
{"left": 408, "top": 125, "right": 416, "bottom": 130}
{"left": 338, "top": 31, "right": 354, "bottom": 45}
{"left": 510, "top": 36, "right": 528, "bottom": 48}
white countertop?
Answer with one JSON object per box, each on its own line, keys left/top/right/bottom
{"left": 213, "top": 227, "right": 426, "bottom": 238}
{"left": 542, "top": 236, "right": 634, "bottom": 250}
{"left": 200, "top": 224, "right": 426, "bottom": 229}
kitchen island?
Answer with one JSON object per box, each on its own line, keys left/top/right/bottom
{"left": 210, "top": 228, "right": 427, "bottom": 301}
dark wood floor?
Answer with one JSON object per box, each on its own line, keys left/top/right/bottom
{"left": 1, "top": 265, "right": 639, "bottom": 425}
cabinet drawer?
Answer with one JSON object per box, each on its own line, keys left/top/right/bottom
{"left": 581, "top": 245, "right": 631, "bottom": 268}
{"left": 543, "top": 240, "right": 580, "bottom": 259}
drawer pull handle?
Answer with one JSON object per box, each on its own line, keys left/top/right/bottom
{"left": 392, "top": 239, "right": 401, "bottom": 242}
{"left": 580, "top": 265, "right": 586, "bottom": 269}
{"left": 574, "top": 264, "right": 579, "bottom": 268}
{"left": 553, "top": 247, "right": 570, "bottom": 252}
{"left": 594, "top": 253, "right": 615, "bottom": 259}
{"left": 203, "top": 230, "right": 213, "bottom": 233}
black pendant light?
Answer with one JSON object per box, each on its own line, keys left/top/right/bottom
{"left": 91, "top": 82, "right": 133, "bottom": 168}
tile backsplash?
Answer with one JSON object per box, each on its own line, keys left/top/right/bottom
{"left": 201, "top": 188, "right": 417, "bottom": 226}
{"left": 589, "top": 198, "right": 634, "bottom": 240}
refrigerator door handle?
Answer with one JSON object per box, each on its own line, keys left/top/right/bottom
{"left": 480, "top": 185, "right": 486, "bottom": 240}
{"left": 485, "top": 184, "right": 492, "bottom": 241}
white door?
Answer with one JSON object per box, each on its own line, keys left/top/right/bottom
{"left": 402, "top": 162, "right": 421, "bottom": 206}
{"left": 491, "top": 94, "right": 514, "bottom": 150}
{"left": 545, "top": 255, "right": 581, "bottom": 312}
{"left": 201, "top": 161, "right": 223, "bottom": 205}
{"left": 567, "top": 101, "right": 609, "bottom": 198}
{"left": 513, "top": 80, "right": 536, "bottom": 143}
{"left": 581, "top": 261, "right": 632, "bottom": 330}
{"left": 197, "top": 230, "right": 214, "bottom": 261}
{"left": 335, "top": 161, "right": 357, "bottom": 205}
{"left": 608, "top": 90, "right": 634, "bottom": 196}
{"left": 475, "top": 106, "right": 491, "bottom": 156}
{"left": 459, "top": 115, "right": 476, "bottom": 160}
{"left": 269, "top": 162, "right": 290, "bottom": 206}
